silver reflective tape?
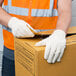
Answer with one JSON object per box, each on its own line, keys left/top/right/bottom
{"left": 31, "top": 9, "right": 58, "bottom": 17}
{"left": 49, "top": 0, "right": 54, "bottom": 16}
{"left": 3, "top": 6, "right": 29, "bottom": 16}
{"left": 34, "top": 29, "right": 52, "bottom": 32}
{"left": 2, "top": 25, "right": 12, "bottom": 32}
{"left": 53, "top": 9, "right": 58, "bottom": 16}
{"left": 9, "top": 6, "right": 28, "bottom": 16}
{"left": 3, "top": 5, "right": 9, "bottom": 13}
{"left": 3, "top": 6, "right": 58, "bottom": 17}
{"left": 32, "top": 9, "right": 48, "bottom": 17}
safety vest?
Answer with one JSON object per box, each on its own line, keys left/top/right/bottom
{"left": 3, "top": 0, "right": 58, "bottom": 50}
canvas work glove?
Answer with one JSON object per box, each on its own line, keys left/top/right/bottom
{"left": 35, "top": 30, "right": 66, "bottom": 63}
{"left": 8, "top": 17, "right": 35, "bottom": 38}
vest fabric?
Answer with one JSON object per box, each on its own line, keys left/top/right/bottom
{"left": 3, "top": 0, "right": 58, "bottom": 50}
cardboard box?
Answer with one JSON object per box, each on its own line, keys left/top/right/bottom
{"left": 14, "top": 35, "right": 76, "bottom": 76}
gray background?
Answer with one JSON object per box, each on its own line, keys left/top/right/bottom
{"left": 0, "top": 0, "right": 76, "bottom": 76}
{"left": 71, "top": 0, "right": 76, "bottom": 26}
{"left": 0, "top": 25, "right": 3, "bottom": 76}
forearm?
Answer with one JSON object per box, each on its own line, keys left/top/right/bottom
{"left": 56, "top": 0, "right": 72, "bottom": 34}
{"left": 0, "top": 7, "right": 12, "bottom": 27}
{"left": 56, "top": 11, "right": 72, "bottom": 33}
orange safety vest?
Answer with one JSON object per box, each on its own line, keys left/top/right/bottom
{"left": 3, "top": 0, "right": 58, "bottom": 50}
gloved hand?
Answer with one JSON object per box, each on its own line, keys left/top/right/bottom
{"left": 35, "top": 30, "right": 66, "bottom": 63}
{"left": 8, "top": 17, "right": 35, "bottom": 38}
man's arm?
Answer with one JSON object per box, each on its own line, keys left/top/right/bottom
{"left": 56, "top": 0, "right": 72, "bottom": 33}
{"left": 0, "top": 0, "right": 12, "bottom": 26}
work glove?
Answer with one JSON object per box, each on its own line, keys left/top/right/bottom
{"left": 35, "top": 30, "right": 66, "bottom": 63}
{"left": 8, "top": 17, "right": 35, "bottom": 38}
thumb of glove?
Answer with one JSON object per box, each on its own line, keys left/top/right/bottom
{"left": 35, "top": 39, "right": 46, "bottom": 46}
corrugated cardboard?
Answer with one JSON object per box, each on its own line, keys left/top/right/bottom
{"left": 14, "top": 35, "right": 76, "bottom": 76}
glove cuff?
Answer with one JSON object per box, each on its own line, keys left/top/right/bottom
{"left": 52, "top": 30, "right": 66, "bottom": 38}
{"left": 8, "top": 17, "right": 19, "bottom": 29}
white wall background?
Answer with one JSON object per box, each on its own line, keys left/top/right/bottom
{"left": 0, "top": 0, "right": 76, "bottom": 76}
{"left": 71, "top": 0, "right": 76, "bottom": 26}
{"left": 0, "top": 25, "right": 3, "bottom": 76}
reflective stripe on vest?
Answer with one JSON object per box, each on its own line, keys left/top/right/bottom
{"left": 2, "top": 24, "right": 52, "bottom": 33}
{"left": 3, "top": 0, "right": 58, "bottom": 17}
{"left": 3, "top": 5, "right": 58, "bottom": 17}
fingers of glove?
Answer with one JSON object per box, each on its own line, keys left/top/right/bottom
{"left": 35, "top": 39, "right": 46, "bottom": 46}
{"left": 16, "top": 27, "right": 29, "bottom": 37}
{"left": 13, "top": 26, "right": 26, "bottom": 38}
{"left": 12, "top": 28, "right": 18, "bottom": 37}
{"left": 14, "top": 30, "right": 24, "bottom": 38}
{"left": 44, "top": 43, "right": 52, "bottom": 60}
{"left": 52, "top": 47, "right": 61, "bottom": 63}
{"left": 11, "top": 24, "right": 23, "bottom": 37}
{"left": 23, "top": 24, "right": 35, "bottom": 37}
{"left": 47, "top": 47, "right": 56, "bottom": 63}
{"left": 57, "top": 46, "right": 65, "bottom": 62}
{"left": 16, "top": 30, "right": 34, "bottom": 38}
{"left": 14, "top": 25, "right": 34, "bottom": 38}
{"left": 14, "top": 20, "right": 34, "bottom": 37}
